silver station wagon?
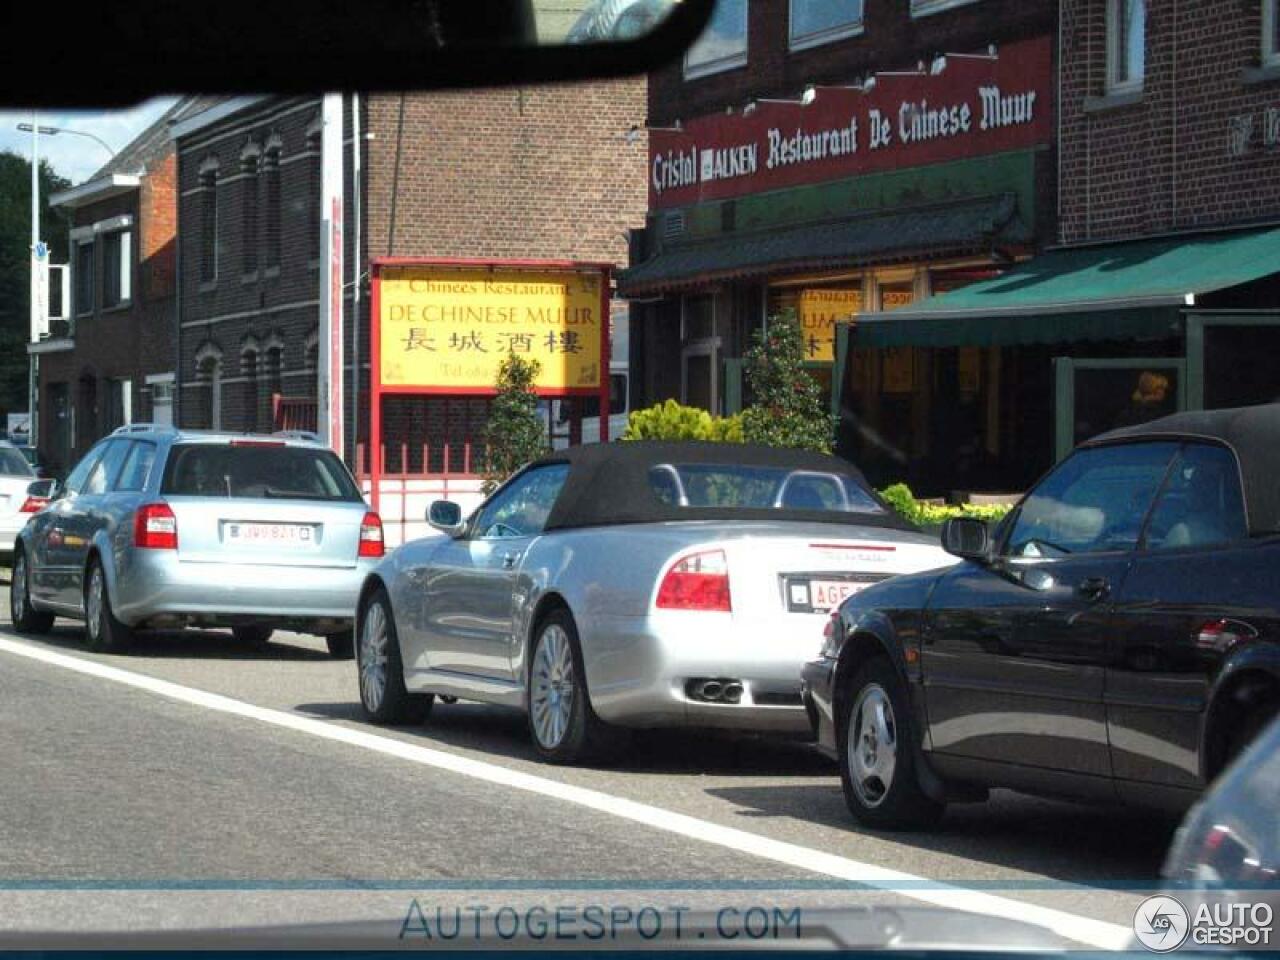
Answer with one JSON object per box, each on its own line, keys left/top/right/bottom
{"left": 9, "top": 425, "right": 384, "bottom": 656}
{"left": 354, "top": 441, "right": 952, "bottom": 763}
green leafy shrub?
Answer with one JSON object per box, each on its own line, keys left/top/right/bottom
{"left": 480, "top": 352, "right": 550, "bottom": 495}
{"left": 622, "top": 399, "right": 745, "bottom": 443}
{"left": 741, "top": 309, "right": 835, "bottom": 453}
{"left": 878, "top": 482, "right": 1014, "bottom": 529}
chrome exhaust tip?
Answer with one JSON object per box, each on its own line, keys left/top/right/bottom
{"left": 698, "top": 680, "right": 724, "bottom": 701}
{"left": 722, "top": 682, "right": 744, "bottom": 704}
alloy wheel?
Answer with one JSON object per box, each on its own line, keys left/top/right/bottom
{"left": 86, "top": 567, "right": 105, "bottom": 643}
{"left": 11, "top": 552, "right": 27, "bottom": 621}
{"left": 530, "top": 624, "right": 575, "bottom": 750}
{"left": 849, "top": 683, "right": 898, "bottom": 808}
{"left": 359, "top": 601, "right": 389, "bottom": 713}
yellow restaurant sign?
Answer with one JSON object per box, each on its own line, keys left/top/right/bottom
{"left": 378, "top": 265, "right": 604, "bottom": 392}
{"left": 797, "top": 288, "right": 862, "bottom": 363}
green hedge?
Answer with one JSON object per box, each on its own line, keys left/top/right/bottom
{"left": 878, "top": 483, "right": 1013, "bottom": 529}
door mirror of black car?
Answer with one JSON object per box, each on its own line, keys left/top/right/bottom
{"left": 427, "top": 500, "right": 467, "bottom": 538}
{"left": 941, "top": 516, "right": 990, "bottom": 561}
{"left": 27, "top": 478, "right": 58, "bottom": 500}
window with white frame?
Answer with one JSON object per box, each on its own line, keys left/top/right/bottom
{"left": 790, "top": 0, "right": 863, "bottom": 49}
{"left": 910, "top": 0, "right": 981, "bottom": 18}
{"left": 1265, "top": 0, "right": 1280, "bottom": 67}
{"left": 103, "top": 230, "right": 132, "bottom": 308}
{"left": 1107, "top": 0, "right": 1146, "bottom": 93}
{"left": 684, "top": 0, "right": 747, "bottom": 79}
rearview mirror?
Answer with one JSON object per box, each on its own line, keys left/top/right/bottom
{"left": 27, "top": 478, "right": 58, "bottom": 500}
{"left": 427, "top": 500, "right": 467, "bottom": 538}
{"left": 941, "top": 517, "right": 990, "bottom": 561}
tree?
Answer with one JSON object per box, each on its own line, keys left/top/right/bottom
{"left": 481, "top": 351, "right": 551, "bottom": 494}
{"left": 741, "top": 308, "right": 835, "bottom": 452}
{"left": 0, "top": 152, "right": 73, "bottom": 417}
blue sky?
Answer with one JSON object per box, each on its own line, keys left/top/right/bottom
{"left": 0, "top": 98, "right": 179, "bottom": 185}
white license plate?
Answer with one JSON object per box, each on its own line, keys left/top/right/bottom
{"left": 226, "top": 522, "right": 314, "bottom": 544}
{"left": 788, "top": 578, "right": 870, "bottom": 613}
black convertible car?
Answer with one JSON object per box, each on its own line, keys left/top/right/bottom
{"left": 803, "top": 403, "right": 1280, "bottom": 829}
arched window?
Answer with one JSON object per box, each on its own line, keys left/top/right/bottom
{"left": 194, "top": 343, "right": 224, "bottom": 430}
{"left": 241, "top": 141, "right": 261, "bottom": 275}
{"left": 263, "top": 135, "right": 282, "bottom": 271}
{"left": 242, "top": 348, "right": 260, "bottom": 432}
{"left": 198, "top": 156, "right": 219, "bottom": 283}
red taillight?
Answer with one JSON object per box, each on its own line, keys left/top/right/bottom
{"left": 359, "top": 511, "right": 385, "bottom": 558}
{"left": 134, "top": 502, "right": 178, "bottom": 549}
{"left": 656, "top": 549, "right": 731, "bottom": 612}
{"left": 18, "top": 496, "right": 48, "bottom": 514}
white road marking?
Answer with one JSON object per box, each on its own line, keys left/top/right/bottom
{"left": 0, "top": 634, "right": 1131, "bottom": 950}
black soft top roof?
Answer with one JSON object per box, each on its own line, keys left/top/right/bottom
{"left": 535, "top": 441, "right": 915, "bottom": 532}
{"left": 1085, "top": 402, "right": 1280, "bottom": 536}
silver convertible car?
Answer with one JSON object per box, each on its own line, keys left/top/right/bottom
{"left": 354, "top": 442, "right": 952, "bottom": 762}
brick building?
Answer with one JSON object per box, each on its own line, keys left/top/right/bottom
{"left": 34, "top": 97, "right": 215, "bottom": 477}
{"left": 171, "top": 83, "right": 646, "bottom": 480}
{"left": 618, "top": 0, "right": 1060, "bottom": 496}
{"left": 861, "top": 0, "right": 1280, "bottom": 493}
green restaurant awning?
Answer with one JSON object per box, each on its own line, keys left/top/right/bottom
{"left": 853, "top": 226, "right": 1280, "bottom": 347}
{"left": 618, "top": 194, "right": 1021, "bottom": 295}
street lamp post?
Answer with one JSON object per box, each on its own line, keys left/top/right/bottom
{"left": 17, "top": 118, "right": 115, "bottom": 451}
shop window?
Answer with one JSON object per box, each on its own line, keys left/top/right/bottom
{"left": 684, "top": 0, "right": 747, "bottom": 79}
{"left": 102, "top": 230, "right": 132, "bottom": 308}
{"left": 790, "top": 0, "right": 863, "bottom": 49}
{"left": 910, "top": 0, "right": 981, "bottom": 16}
{"left": 681, "top": 294, "right": 716, "bottom": 342}
{"left": 199, "top": 167, "right": 219, "bottom": 283}
{"left": 1265, "top": 0, "right": 1280, "bottom": 67}
{"left": 1107, "top": 0, "right": 1146, "bottom": 94}
{"left": 75, "top": 240, "right": 95, "bottom": 315}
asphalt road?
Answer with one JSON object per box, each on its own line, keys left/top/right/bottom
{"left": 0, "top": 577, "right": 1179, "bottom": 948}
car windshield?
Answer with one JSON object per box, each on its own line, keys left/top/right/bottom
{"left": 649, "top": 463, "right": 885, "bottom": 514}
{"left": 160, "top": 443, "right": 362, "bottom": 501}
{"left": 0, "top": 448, "right": 34, "bottom": 477}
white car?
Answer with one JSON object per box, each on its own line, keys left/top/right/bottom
{"left": 0, "top": 441, "right": 50, "bottom": 556}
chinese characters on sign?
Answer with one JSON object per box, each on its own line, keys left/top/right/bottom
{"left": 379, "top": 267, "right": 604, "bottom": 391}
{"left": 797, "top": 288, "right": 862, "bottom": 363}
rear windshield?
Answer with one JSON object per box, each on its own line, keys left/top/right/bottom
{"left": 648, "top": 464, "right": 886, "bottom": 515}
{"left": 0, "top": 448, "right": 34, "bottom": 477}
{"left": 161, "top": 443, "right": 362, "bottom": 502}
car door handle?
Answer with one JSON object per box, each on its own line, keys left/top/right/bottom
{"left": 501, "top": 551, "right": 522, "bottom": 569}
{"left": 1077, "top": 577, "right": 1110, "bottom": 600}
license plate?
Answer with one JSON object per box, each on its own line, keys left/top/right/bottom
{"left": 785, "top": 576, "right": 879, "bottom": 613}
{"left": 226, "top": 522, "right": 315, "bottom": 545}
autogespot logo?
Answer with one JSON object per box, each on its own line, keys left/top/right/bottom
{"left": 1134, "top": 895, "right": 1191, "bottom": 952}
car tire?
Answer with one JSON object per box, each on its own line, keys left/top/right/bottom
{"left": 527, "top": 608, "right": 629, "bottom": 765}
{"left": 232, "top": 626, "right": 274, "bottom": 648}
{"left": 325, "top": 629, "right": 355, "bottom": 660}
{"left": 839, "top": 656, "right": 944, "bottom": 830}
{"left": 357, "top": 587, "right": 432, "bottom": 725}
{"left": 9, "top": 547, "right": 54, "bottom": 634}
{"left": 83, "top": 558, "right": 133, "bottom": 654}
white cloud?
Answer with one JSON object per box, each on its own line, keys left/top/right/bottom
{"left": 0, "top": 97, "right": 179, "bottom": 185}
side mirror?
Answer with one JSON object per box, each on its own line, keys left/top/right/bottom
{"left": 427, "top": 500, "right": 467, "bottom": 538}
{"left": 27, "top": 478, "right": 58, "bottom": 500}
{"left": 941, "top": 516, "right": 990, "bottom": 561}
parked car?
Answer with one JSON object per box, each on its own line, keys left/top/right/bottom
{"left": 804, "top": 403, "right": 1280, "bottom": 829}
{"left": 1162, "top": 712, "right": 1280, "bottom": 896}
{"left": 0, "top": 441, "right": 53, "bottom": 558}
{"left": 9, "top": 425, "right": 384, "bottom": 657}
{"left": 13, "top": 444, "right": 51, "bottom": 479}
{"left": 353, "top": 440, "right": 953, "bottom": 762}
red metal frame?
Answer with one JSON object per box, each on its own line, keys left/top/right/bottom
{"left": 369, "top": 257, "right": 613, "bottom": 512}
